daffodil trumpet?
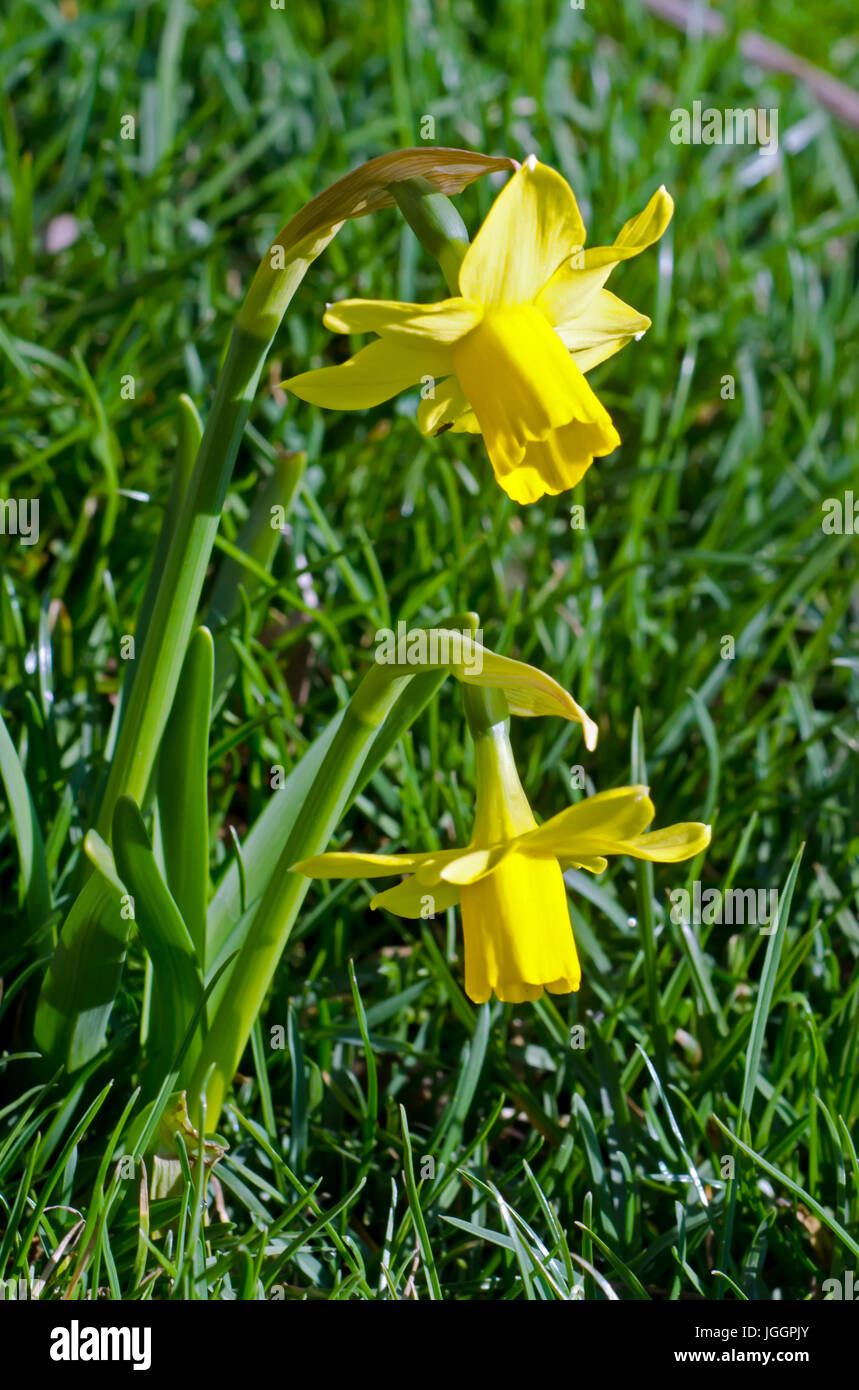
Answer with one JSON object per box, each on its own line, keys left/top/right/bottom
{"left": 284, "top": 157, "right": 673, "bottom": 504}
{"left": 294, "top": 688, "right": 711, "bottom": 1005}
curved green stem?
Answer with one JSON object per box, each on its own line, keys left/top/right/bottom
{"left": 94, "top": 325, "right": 270, "bottom": 840}
{"left": 388, "top": 178, "right": 469, "bottom": 292}
{"left": 94, "top": 227, "right": 333, "bottom": 842}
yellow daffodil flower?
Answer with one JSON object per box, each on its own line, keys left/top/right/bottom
{"left": 284, "top": 157, "right": 673, "bottom": 504}
{"left": 294, "top": 719, "right": 710, "bottom": 1005}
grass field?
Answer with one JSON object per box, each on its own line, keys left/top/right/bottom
{"left": 1, "top": 0, "right": 858, "bottom": 1301}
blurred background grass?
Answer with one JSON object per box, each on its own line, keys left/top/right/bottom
{"left": 1, "top": 0, "right": 858, "bottom": 1299}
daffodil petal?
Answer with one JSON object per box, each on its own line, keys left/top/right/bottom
{"left": 283, "top": 337, "right": 452, "bottom": 410}
{"left": 291, "top": 849, "right": 441, "bottom": 879}
{"left": 556, "top": 289, "right": 651, "bottom": 354}
{"left": 613, "top": 185, "right": 674, "bottom": 256}
{"left": 323, "top": 296, "right": 481, "bottom": 344}
{"left": 521, "top": 786, "right": 654, "bottom": 857}
{"left": 560, "top": 855, "right": 609, "bottom": 874}
{"left": 570, "top": 337, "right": 637, "bottom": 375}
{"left": 459, "top": 158, "right": 586, "bottom": 307}
{"left": 438, "top": 844, "right": 514, "bottom": 885}
{"left": 537, "top": 186, "right": 674, "bottom": 324}
{"left": 534, "top": 255, "right": 610, "bottom": 326}
{"left": 371, "top": 876, "right": 460, "bottom": 918}
{"left": 621, "top": 822, "right": 712, "bottom": 863}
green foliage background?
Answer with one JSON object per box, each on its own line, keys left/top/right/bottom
{"left": 1, "top": 0, "right": 857, "bottom": 1299}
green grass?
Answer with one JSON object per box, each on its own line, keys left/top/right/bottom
{"left": 1, "top": 0, "right": 858, "bottom": 1300}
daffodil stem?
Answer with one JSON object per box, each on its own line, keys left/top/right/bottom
{"left": 462, "top": 687, "right": 536, "bottom": 844}
{"left": 463, "top": 684, "right": 510, "bottom": 738}
{"left": 93, "top": 325, "right": 270, "bottom": 840}
{"left": 93, "top": 233, "right": 326, "bottom": 843}
{"left": 188, "top": 663, "right": 410, "bottom": 1130}
{"left": 388, "top": 178, "right": 469, "bottom": 293}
